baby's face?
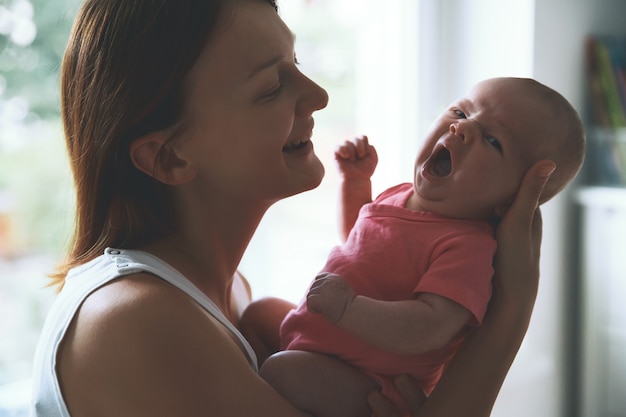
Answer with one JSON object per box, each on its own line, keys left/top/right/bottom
{"left": 408, "top": 78, "right": 557, "bottom": 220}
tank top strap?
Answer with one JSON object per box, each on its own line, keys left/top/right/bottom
{"left": 104, "top": 248, "right": 259, "bottom": 372}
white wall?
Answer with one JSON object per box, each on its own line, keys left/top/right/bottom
{"left": 532, "top": 1, "right": 626, "bottom": 416}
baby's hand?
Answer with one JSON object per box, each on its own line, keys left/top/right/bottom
{"left": 334, "top": 135, "right": 378, "bottom": 180}
{"left": 306, "top": 273, "right": 355, "bottom": 325}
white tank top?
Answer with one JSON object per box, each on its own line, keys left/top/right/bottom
{"left": 30, "top": 248, "right": 258, "bottom": 417}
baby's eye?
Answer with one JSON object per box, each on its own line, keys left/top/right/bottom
{"left": 486, "top": 136, "right": 503, "bottom": 153}
{"left": 454, "top": 109, "right": 467, "bottom": 118}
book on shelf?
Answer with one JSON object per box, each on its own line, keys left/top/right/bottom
{"left": 585, "top": 36, "right": 626, "bottom": 185}
{"left": 585, "top": 36, "right": 626, "bottom": 127}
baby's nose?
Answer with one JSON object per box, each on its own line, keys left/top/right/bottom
{"left": 449, "top": 120, "right": 477, "bottom": 144}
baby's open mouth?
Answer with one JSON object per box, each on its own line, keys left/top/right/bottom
{"left": 428, "top": 147, "right": 452, "bottom": 177}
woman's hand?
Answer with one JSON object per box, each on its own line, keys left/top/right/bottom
{"left": 368, "top": 375, "right": 426, "bottom": 417}
{"left": 491, "top": 159, "right": 556, "bottom": 313}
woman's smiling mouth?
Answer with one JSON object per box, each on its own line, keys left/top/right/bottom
{"left": 282, "top": 137, "right": 310, "bottom": 152}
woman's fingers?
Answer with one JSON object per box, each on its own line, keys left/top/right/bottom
{"left": 496, "top": 159, "right": 554, "bottom": 267}
{"left": 368, "top": 375, "right": 426, "bottom": 417}
{"left": 499, "top": 159, "right": 555, "bottom": 233}
{"left": 493, "top": 159, "right": 555, "bottom": 306}
{"left": 368, "top": 390, "right": 399, "bottom": 417}
{"left": 394, "top": 374, "right": 426, "bottom": 414}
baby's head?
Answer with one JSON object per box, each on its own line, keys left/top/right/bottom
{"left": 500, "top": 78, "right": 585, "bottom": 204}
{"left": 412, "top": 77, "right": 585, "bottom": 220}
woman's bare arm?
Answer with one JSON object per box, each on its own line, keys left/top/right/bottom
{"left": 58, "top": 274, "right": 309, "bottom": 417}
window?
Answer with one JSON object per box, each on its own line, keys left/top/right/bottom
{"left": 0, "top": 0, "right": 76, "bottom": 414}
{"left": 239, "top": 0, "right": 423, "bottom": 303}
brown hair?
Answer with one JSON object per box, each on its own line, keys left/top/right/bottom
{"left": 52, "top": 0, "right": 278, "bottom": 289}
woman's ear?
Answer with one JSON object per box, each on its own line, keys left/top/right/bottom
{"left": 130, "top": 132, "right": 197, "bottom": 185}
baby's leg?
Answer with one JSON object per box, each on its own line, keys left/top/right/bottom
{"left": 239, "top": 297, "right": 295, "bottom": 366}
{"left": 260, "top": 350, "right": 378, "bottom": 417}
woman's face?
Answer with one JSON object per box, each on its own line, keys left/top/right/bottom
{"left": 174, "top": 0, "right": 328, "bottom": 205}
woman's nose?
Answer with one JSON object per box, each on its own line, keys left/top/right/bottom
{"left": 296, "top": 74, "right": 329, "bottom": 116}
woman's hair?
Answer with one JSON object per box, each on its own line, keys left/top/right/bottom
{"left": 51, "top": 0, "right": 278, "bottom": 289}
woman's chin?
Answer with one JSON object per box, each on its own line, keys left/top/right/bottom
{"left": 291, "top": 162, "right": 325, "bottom": 195}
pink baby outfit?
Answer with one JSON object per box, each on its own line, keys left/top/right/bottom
{"left": 281, "top": 183, "right": 496, "bottom": 414}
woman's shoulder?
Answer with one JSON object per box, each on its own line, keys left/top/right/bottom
{"left": 70, "top": 272, "right": 236, "bottom": 351}
{"left": 62, "top": 272, "right": 224, "bottom": 366}
{"left": 80, "top": 271, "right": 200, "bottom": 323}
{"left": 57, "top": 272, "right": 250, "bottom": 416}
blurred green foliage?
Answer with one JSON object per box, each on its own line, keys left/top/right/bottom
{"left": 0, "top": 0, "right": 79, "bottom": 118}
{"left": 0, "top": 0, "right": 79, "bottom": 254}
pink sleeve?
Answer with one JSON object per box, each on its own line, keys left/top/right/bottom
{"left": 415, "top": 231, "right": 496, "bottom": 326}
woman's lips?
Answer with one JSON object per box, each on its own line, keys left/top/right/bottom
{"left": 282, "top": 137, "right": 310, "bottom": 152}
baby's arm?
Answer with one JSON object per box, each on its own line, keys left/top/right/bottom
{"left": 335, "top": 135, "right": 378, "bottom": 242}
{"left": 307, "top": 273, "right": 471, "bottom": 355}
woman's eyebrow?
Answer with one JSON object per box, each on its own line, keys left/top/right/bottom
{"left": 247, "top": 31, "right": 296, "bottom": 80}
{"left": 247, "top": 56, "right": 283, "bottom": 80}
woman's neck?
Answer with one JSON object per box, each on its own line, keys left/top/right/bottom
{"left": 143, "top": 196, "right": 271, "bottom": 311}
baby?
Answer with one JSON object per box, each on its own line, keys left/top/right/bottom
{"left": 254, "top": 77, "right": 585, "bottom": 417}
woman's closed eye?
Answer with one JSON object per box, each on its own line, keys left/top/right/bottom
{"left": 258, "top": 82, "right": 282, "bottom": 101}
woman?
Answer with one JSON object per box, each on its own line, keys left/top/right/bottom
{"left": 30, "top": 0, "right": 555, "bottom": 416}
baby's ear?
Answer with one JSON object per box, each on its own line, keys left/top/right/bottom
{"left": 130, "top": 132, "right": 197, "bottom": 185}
